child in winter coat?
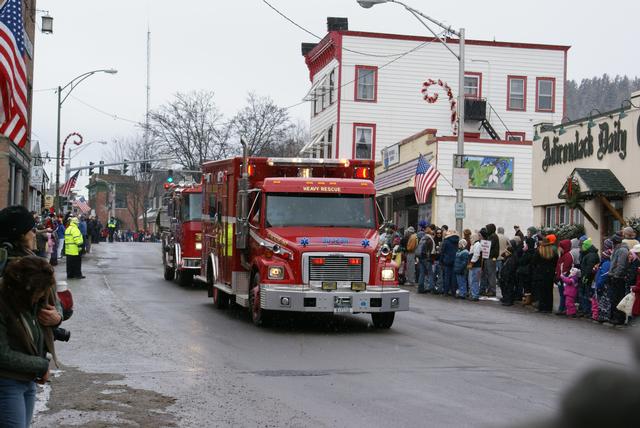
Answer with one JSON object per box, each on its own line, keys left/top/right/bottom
{"left": 454, "top": 239, "right": 469, "bottom": 299}
{"left": 561, "top": 267, "right": 580, "bottom": 317}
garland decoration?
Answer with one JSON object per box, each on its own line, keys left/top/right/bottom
{"left": 421, "top": 78, "right": 458, "bottom": 135}
{"left": 61, "top": 132, "right": 83, "bottom": 166}
{"left": 564, "top": 176, "right": 580, "bottom": 209}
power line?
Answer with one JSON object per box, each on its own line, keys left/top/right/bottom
{"left": 69, "top": 95, "right": 143, "bottom": 125}
{"left": 33, "top": 87, "right": 57, "bottom": 93}
{"left": 262, "top": 0, "right": 426, "bottom": 59}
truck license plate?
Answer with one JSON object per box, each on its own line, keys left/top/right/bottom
{"left": 334, "top": 296, "right": 352, "bottom": 313}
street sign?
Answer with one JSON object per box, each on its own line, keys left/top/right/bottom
{"left": 453, "top": 167, "right": 469, "bottom": 190}
{"left": 454, "top": 202, "right": 465, "bottom": 219}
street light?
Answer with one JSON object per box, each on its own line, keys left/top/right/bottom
{"left": 55, "top": 69, "right": 118, "bottom": 211}
{"left": 65, "top": 141, "right": 108, "bottom": 181}
{"left": 357, "top": 0, "right": 466, "bottom": 232}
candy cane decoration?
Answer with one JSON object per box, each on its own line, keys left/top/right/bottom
{"left": 61, "top": 132, "right": 83, "bottom": 166}
{"left": 421, "top": 79, "right": 458, "bottom": 135}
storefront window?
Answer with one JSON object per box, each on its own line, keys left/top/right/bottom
{"left": 544, "top": 204, "right": 583, "bottom": 227}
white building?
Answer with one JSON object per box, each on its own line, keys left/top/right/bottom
{"left": 301, "top": 18, "right": 569, "bottom": 161}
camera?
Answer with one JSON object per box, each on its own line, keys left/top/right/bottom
{"left": 53, "top": 327, "right": 71, "bottom": 342}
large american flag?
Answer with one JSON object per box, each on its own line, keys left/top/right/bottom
{"left": 59, "top": 171, "right": 80, "bottom": 197}
{"left": 73, "top": 196, "right": 91, "bottom": 214}
{"left": 414, "top": 154, "right": 440, "bottom": 204}
{"left": 0, "top": 0, "right": 28, "bottom": 148}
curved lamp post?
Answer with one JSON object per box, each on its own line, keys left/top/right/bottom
{"left": 357, "top": 0, "right": 466, "bottom": 231}
{"left": 55, "top": 69, "right": 117, "bottom": 211}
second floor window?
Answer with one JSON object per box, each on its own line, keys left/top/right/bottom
{"left": 354, "top": 124, "right": 374, "bottom": 160}
{"left": 329, "top": 69, "right": 336, "bottom": 104}
{"left": 508, "top": 76, "right": 526, "bottom": 111}
{"left": 464, "top": 73, "right": 481, "bottom": 98}
{"left": 536, "top": 78, "right": 555, "bottom": 112}
{"left": 355, "top": 66, "right": 377, "bottom": 102}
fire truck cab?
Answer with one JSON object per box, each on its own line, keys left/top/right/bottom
{"left": 161, "top": 183, "right": 203, "bottom": 287}
{"left": 197, "top": 156, "right": 409, "bottom": 328}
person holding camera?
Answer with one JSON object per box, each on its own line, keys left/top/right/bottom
{"left": 0, "top": 255, "right": 60, "bottom": 427}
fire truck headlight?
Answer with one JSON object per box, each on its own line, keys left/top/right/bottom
{"left": 195, "top": 242, "right": 202, "bottom": 251}
{"left": 268, "top": 266, "right": 285, "bottom": 280}
{"left": 381, "top": 268, "right": 395, "bottom": 281}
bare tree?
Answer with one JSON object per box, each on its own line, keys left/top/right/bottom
{"left": 148, "top": 91, "right": 233, "bottom": 170}
{"left": 232, "top": 92, "right": 292, "bottom": 156}
{"left": 260, "top": 119, "right": 309, "bottom": 157}
{"left": 105, "top": 134, "right": 163, "bottom": 231}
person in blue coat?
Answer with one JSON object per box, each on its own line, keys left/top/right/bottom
{"left": 440, "top": 230, "right": 460, "bottom": 297}
{"left": 454, "top": 239, "right": 470, "bottom": 298}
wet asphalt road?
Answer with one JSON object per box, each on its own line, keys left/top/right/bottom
{"left": 36, "top": 242, "right": 635, "bottom": 427}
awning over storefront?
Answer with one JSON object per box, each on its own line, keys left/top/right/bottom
{"left": 375, "top": 158, "right": 418, "bottom": 192}
{"left": 557, "top": 168, "right": 627, "bottom": 230}
{"left": 557, "top": 168, "right": 626, "bottom": 200}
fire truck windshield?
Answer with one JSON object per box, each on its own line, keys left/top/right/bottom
{"left": 182, "top": 194, "right": 202, "bottom": 222}
{"left": 265, "top": 193, "right": 375, "bottom": 228}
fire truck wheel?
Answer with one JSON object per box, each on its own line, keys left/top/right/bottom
{"left": 371, "top": 312, "right": 395, "bottom": 329}
{"left": 163, "top": 264, "right": 175, "bottom": 281}
{"left": 213, "top": 287, "right": 229, "bottom": 309}
{"left": 178, "top": 271, "right": 194, "bottom": 287}
{"left": 249, "top": 273, "right": 273, "bottom": 327}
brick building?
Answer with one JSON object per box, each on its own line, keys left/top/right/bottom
{"left": 0, "top": 0, "right": 37, "bottom": 209}
{"left": 87, "top": 171, "right": 145, "bottom": 231}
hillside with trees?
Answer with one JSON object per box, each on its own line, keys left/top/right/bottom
{"left": 566, "top": 74, "right": 640, "bottom": 121}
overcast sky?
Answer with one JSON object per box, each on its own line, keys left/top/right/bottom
{"left": 32, "top": 0, "right": 639, "bottom": 194}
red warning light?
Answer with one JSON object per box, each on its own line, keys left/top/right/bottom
{"left": 311, "top": 258, "right": 325, "bottom": 265}
{"left": 348, "top": 258, "right": 362, "bottom": 265}
{"left": 354, "top": 167, "right": 370, "bottom": 179}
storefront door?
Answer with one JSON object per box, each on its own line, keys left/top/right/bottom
{"left": 601, "top": 199, "right": 624, "bottom": 242}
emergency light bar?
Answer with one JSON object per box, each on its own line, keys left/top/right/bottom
{"left": 267, "top": 158, "right": 351, "bottom": 167}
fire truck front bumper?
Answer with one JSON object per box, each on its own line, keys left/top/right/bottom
{"left": 259, "top": 285, "right": 410, "bottom": 313}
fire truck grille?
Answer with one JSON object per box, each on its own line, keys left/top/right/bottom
{"left": 309, "top": 257, "right": 363, "bottom": 282}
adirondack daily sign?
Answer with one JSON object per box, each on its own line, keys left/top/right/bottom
{"left": 541, "top": 114, "right": 640, "bottom": 172}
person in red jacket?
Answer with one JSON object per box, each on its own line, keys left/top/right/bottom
{"left": 555, "top": 239, "right": 573, "bottom": 315}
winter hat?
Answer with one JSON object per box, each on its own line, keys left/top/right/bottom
{"left": 546, "top": 234, "right": 557, "bottom": 245}
{"left": 569, "top": 267, "right": 580, "bottom": 277}
{"left": 579, "top": 234, "right": 588, "bottom": 243}
{"left": 631, "top": 244, "right": 640, "bottom": 254}
{"left": 602, "top": 249, "right": 613, "bottom": 259}
{"left": 623, "top": 226, "right": 637, "bottom": 239}
{"left": 458, "top": 239, "right": 467, "bottom": 249}
{"left": 0, "top": 205, "right": 35, "bottom": 241}
{"left": 603, "top": 238, "right": 614, "bottom": 251}
{"left": 418, "top": 220, "right": 427, "bottom": 229}
{"left": 582, "top": 238, "right": 593, "bottom": 251}
{"left": 527, "top": 226, "right": 538, "bottom": 235}
{"left": 611, "top": 234, "right": 622, "bottom": 245}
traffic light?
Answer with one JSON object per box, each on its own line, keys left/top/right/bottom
{"left": 123, "top": 159, "right": 129, "bottom": 175}
{"left": 88, "top": 162, "right": 95, "bottom": 175}
{"left": 99, "top": 161, "right": 105, "bottom": 175}
{"left": 167, "top": 169, "right": 174, "bottom": 183}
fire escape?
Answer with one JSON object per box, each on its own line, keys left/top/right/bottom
{"left": 464, "top": 98, "right": 508, "bottom": 140}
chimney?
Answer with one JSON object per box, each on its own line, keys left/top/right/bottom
{"left": 301, "top": 42, "right": 318, "bottom": 56}
{"left": 327, "top": 17, "right": 348, "bottom": 32}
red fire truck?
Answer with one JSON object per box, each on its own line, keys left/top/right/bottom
{"left": 161, "top": 183, "right": 203, "bottom": 287}
{"left": 195, "top": 153, "right": 409, "bottom": 328}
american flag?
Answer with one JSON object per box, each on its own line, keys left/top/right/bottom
{"left": 59, "top": 171, "right": 80, "bottom": 197}
{"left": 414, "top": 154, "right": 440, "bottom": 204}
{"left": 0, "top": 0, "right": 28, "bottom": 148}
{"left": 73, "top": 196, "right": 91, "bottom": 214}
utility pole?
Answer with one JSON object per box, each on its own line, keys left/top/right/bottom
{"left": 455, "top": 28, "right": 465, "bottom": 233}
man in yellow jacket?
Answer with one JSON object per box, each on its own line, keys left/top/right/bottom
{"left": 65, "top": 216, "right": 85, "bottom": 279}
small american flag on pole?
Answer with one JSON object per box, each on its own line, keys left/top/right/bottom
{"left": 0, "top": 0, "right": 28, "bottom": 148}
{"left": 414, "top": 154, "right": 440, "bottom": 205}
{"left": 73, "top": 196, "right": 91, "bottom": 214}
{"left": 59, "top": 171, "right": 80, "bottom": 197}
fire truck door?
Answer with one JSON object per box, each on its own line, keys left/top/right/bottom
{"left": 220, "top": 175, "right": 232, "bottom": 285}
